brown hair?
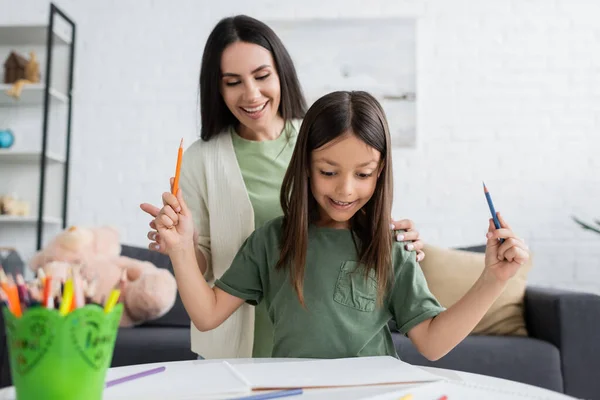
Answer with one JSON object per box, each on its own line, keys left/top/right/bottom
{"left": 199, "top": 15, "right": 307, "bottom": 141}
{"left": 278, "top": 91, "right": 394, "bottom": 306}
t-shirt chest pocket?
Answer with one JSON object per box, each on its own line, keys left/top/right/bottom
{"left": 333, "top": 261, "right": 378, "bottom": 312}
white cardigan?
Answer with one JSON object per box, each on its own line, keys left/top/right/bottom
{"left": 179, "top": 121, "right": 300, "bottom": 358}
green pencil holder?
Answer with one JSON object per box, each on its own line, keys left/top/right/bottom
{"left": 3, "top": 304, "right": 123, "bottom": 400}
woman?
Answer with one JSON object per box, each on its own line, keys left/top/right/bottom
{"left": 141, "top": 15, "right": 425, "bottom": 359}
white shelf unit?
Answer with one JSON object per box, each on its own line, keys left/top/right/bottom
{"left": 0, "top": 24, "right": 72, "bottom": 47}
{"left": 0, "top": 215, "right": 62, "bottom": 224}
{"left": 0, "top": 83, "right": 68, "bottom": 106}
{"left": 0, "top": 149, "right": 66, "bottom": 164}
{"left": 0, "top": 4, "right": 75, "bottom": 265}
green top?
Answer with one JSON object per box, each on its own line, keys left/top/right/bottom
{"left": 231, "top": 121, "right": 297, "bottom": 230}
{"left": 231, "top": 121, "right": 298, "bottom": 358}
{"left": 215, "top": 217, "right": 445, "bottom": 359}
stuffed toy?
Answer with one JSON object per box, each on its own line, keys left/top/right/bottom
{"left": 29, "top": 226, "right": 178, "bottom": 327}
{"left": 0, "top": 195, "right": 30, "bottom": 216}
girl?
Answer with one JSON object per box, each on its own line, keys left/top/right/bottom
{"left": 154, "top": 90, "right": 529, "bottom": 360}
{"left": 140, "top": 16, "right": 426, "bottom": 359}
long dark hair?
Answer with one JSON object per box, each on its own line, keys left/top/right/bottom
{"left": 199, "top": 15, "right": 307, "bottom": 141}
{"left": 278, "top": 91, "right": 394, "bottom": 306}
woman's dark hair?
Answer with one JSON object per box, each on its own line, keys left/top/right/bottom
{"left": 278, "top": 91, "right": 394, "bottom": 306}
{"left": 199, "top": 15, "right": 307, "bottom": 141}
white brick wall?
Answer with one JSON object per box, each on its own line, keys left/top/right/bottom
{"left": 1, "top": 0, "right": 599, "bottom": 294}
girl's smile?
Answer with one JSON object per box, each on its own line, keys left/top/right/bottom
{"left": 310, "top": 133, "right": 381, "bottom": 229}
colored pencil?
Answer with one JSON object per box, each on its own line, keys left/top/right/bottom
{"left": 231, "top": 388, "right": 304, "bottom": 400}
{"left": 483, "top": 182, "right": 505, "bottom": 244}
{"left": 105, "top": 366, "right": 166, "bottom": 388}
{"left": 171, "top": 138, "right": 183, "bottom": 195}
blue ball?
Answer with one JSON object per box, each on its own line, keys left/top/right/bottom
{"left": 0, "top": 129, "right": 14, "bottom": 149}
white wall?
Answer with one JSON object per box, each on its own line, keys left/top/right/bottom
{"left": 1, "top": 0, "right": 599, "bottom": 294}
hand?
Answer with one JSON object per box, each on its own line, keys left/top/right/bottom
{"left": 483, "top": 212, "right": 529, "bottom": 283}
{"left": 140, "top": 177, "right": 198, "bottom": 253}
{"left": 391, "top": 218, "right": 425, "bottom": 262}
{"left": 152, "top": 183, "right": 195, "bottom": 255}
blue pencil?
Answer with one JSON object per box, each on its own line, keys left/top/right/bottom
{"left": 231, "top": 388, "right": 303, "bottom": 400}
{"left": 483, "top": 182, "right": 504, "bottom": 244}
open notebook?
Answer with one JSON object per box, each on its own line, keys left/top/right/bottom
{"left": 228, "top": 356, "right": 442, "bottom": 390}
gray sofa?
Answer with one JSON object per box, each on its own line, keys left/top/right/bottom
{"left": 1, "top": 244, "right": 599, "bottom": 400}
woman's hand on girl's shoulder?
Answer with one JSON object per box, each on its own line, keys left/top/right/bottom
{"left": 391, "top": 218, "right": 425, "bottom": 262}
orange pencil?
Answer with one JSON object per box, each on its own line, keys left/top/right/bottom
{"left": 171, "top": 138, "right": 183, "bottom": 195}
{"left": 5, "top": 275, "right": 21, "bottom": 317}
{"left": 42, "top": 275, "right": 53, "bottom": 308}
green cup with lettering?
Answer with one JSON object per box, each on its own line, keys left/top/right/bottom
{"left": 3, "top": 304, "right": 122, "bottom": 400}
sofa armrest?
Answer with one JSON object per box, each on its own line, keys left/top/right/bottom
{"left": 525, "top": 286, "right": 600, "bottom": 399}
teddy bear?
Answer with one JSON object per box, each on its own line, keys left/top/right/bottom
{"left": 29, "top": 225, "right": 178, "bottom": 327}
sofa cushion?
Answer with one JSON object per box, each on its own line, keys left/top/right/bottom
{"left": 419, "top": 244, "right": 532, "bottom": 336}
{"left": 111, "top": 327, "right": 195, "bottom": 367}
{"left": 393, "top": 333, "right": 563, "bottom": 393}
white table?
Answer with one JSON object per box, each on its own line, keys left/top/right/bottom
{"left": 0, "top": 358, "right": 579, "bottom": 400}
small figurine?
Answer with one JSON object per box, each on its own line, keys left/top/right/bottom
{"left": 3, "top": 51, "right": 41, "bottom": 100}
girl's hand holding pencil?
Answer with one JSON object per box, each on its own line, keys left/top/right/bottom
{"left": 153, "top": 177, "right": 195, "bottom": 255}
{"left": 483, "top": 212, "right": 530, "bottom": 283}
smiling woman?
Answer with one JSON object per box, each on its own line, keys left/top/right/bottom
{"left": 139, "top": 15, "right": 427, "bottom": 362}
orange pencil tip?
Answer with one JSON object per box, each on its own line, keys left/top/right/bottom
{"left": 179, "top": 138, "right": 183, "bottom": 147}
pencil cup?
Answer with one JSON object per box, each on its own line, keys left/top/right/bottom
{"left": 3, "top": 304, "right": 123, "bottom": 400}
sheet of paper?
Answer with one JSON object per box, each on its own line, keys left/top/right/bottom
{"left": 230, "top": 356, "right": 442, "bottom": 390}
{"left": 358, "top": 380, "right": 575, "bottom": 400}
{"left": 103, "top": 361, "right": 251, "bottom": 400}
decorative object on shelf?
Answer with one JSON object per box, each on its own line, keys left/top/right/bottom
{"left": 0, "top": 247, "right": 25, "bottom": 275}
{"left": 0, "top": 194, "right": 30, "bottom": 216}
{"left": 0, "top": 129, "right": 14, "bottom": 149}
{"left": 3, "top": 51, "right": 41, "bottom": 100}
{"left": 3, "top": 51, "right": 28, "bottom": 83}
{"left": 572, "top": 215, "right": 600, "bottom": 236}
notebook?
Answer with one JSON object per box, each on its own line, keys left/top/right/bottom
{"left": 229, "top": 356, "right": 442, "bottom": 390}
{"left": 103, "top": 361, "right": 251, "bottom": 399}
{"left": 358, "top": 380, "right": 576, "bottom": 400}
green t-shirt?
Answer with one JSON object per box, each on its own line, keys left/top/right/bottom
{"left": 231, "top": 121, "right": 297, "bottom": 230}
{"left": 215, "top": 217, "right": 445, "bottom": 359}
{"left": 231, "top": 121, "right": 297, "bottom": 358}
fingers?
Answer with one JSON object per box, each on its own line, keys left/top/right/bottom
{"left": 391, "top": 218, "right": 414, "bottom": 232}
{"left": 170, "top": 176, "right": 175, "bottom": 192}
{"left": 496, "top": 212, "right": 512, "bottom": 230}
{"left": 486, "top": 219, "right": 497, "bottom": 246}
{"left": 148, "top": 241, "right": 163, "bottom": 253}
{"left": 501, "top": 246, "right": 529, "bottom": 265}
{"left": 497, "top": 237, "right": 528, "bottom": 261}
{"left": 157, "top": 205, "right": 179, "bottom": 229}
{"left": 486, "top": 219, "right": 515, "bottom": 242}
{"left": 149, "top": 220, "right": 156, "bottom": 230}
{"left": 140, "top": 203, "right": 161, "bottom": 218}
{"left": 147, "top": 231, "right": 158, "bottom": 241}
{"left": 176, "top": 188, "right": 190, "bottom": 215}
{"left": 162, "top": 191, "right": 181, "bottom": 212}
{"left": 416, "top": 251, "right": 425, "bottom": 262}
{"left": 398, "top": 229, "right": 419, "bottom": 243}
